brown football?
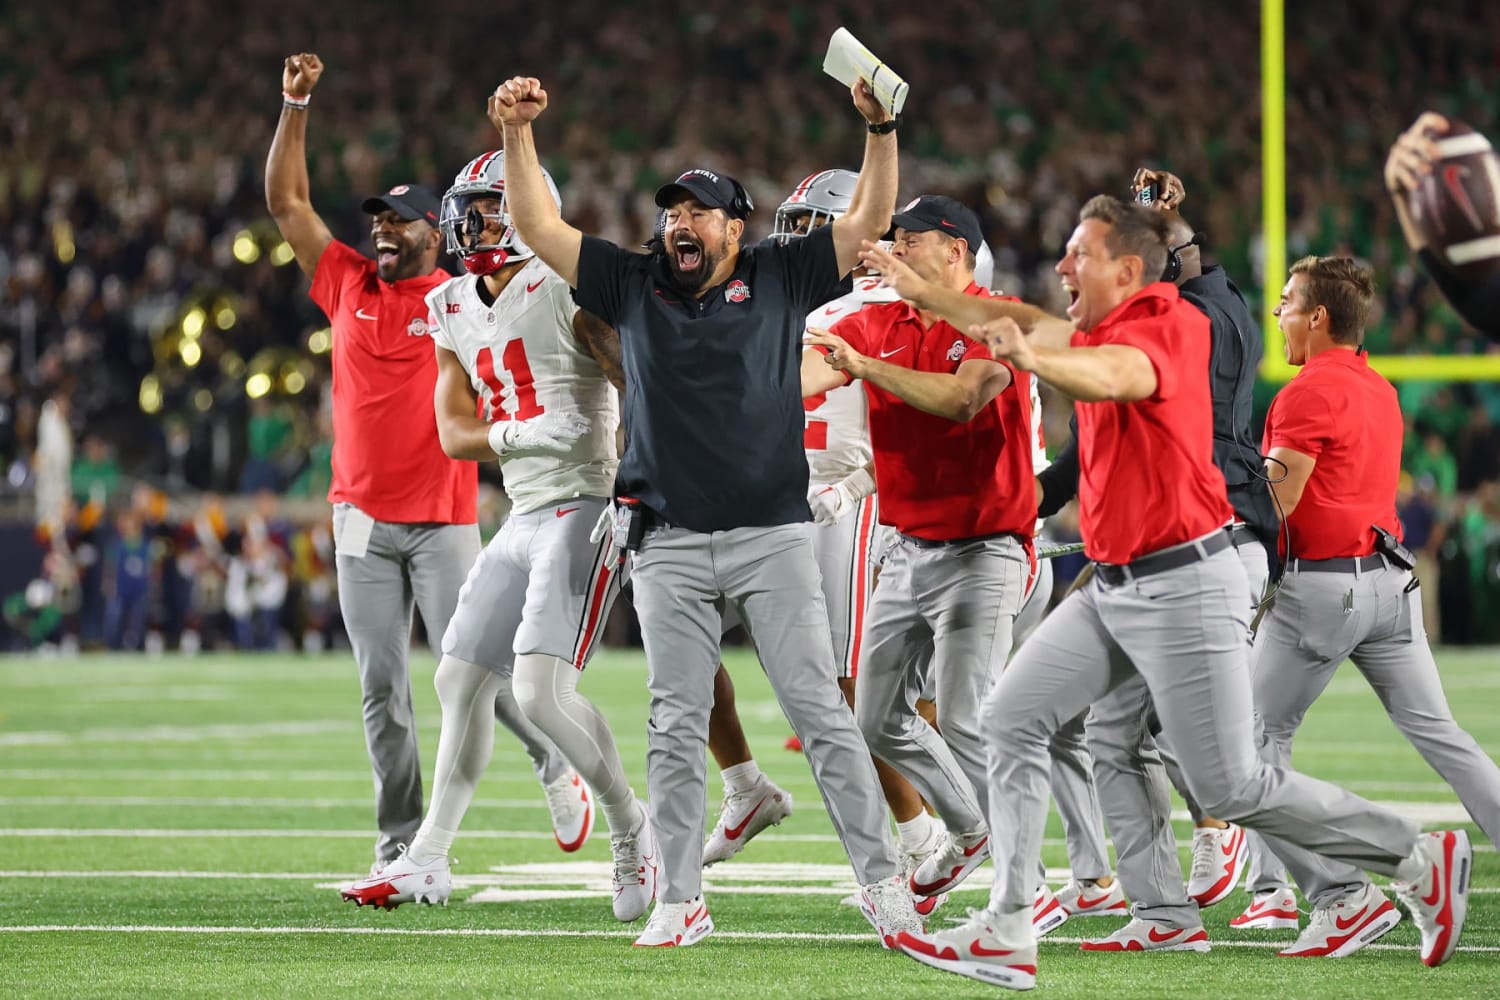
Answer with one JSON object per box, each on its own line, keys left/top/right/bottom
{"left": 1410, "top": 121, "right": 1500, "bottom": 281}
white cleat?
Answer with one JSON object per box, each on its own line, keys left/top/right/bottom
{"left": 702, "top": 777, "right": 794, "bottom": 866}
{"left": 1055, "top": 878, "right": 1129, "bottom": 918}
{"left": 1394, "top": 829, "right": 1472, "bottom": 968}
{"left": 894, "top": 908, "right": 1038, "bottom": 991}
{"left": 339, "top": 849, "right": 451, "bottom": 910}
{"left": 910, "top": 829, "right": 989, "bottom": 897}
{"left": 1080, "top": 917, "right": 1210, "bottom": 953}
{"left": 1230, "top": 887, "right": 1301, "bottom": 931}
{"left": 1187, "top": 823, "right": 1248, "bottom": 908}
{"left": 858, "top": 873, "right": 924, "bottom": 949}
{"left": 1033, "top": 884, "right": 1070, "bottom": 938}
{"left": 611, "top": 817, "right": 659, "bottom": 922}
{"left": 542, "top": 771, "right": 594, "bottom": 853}
{"left": 1278, "top": 883, "right": 1400, "bottom": 958}
{"left": 633, "top": 894, "right": 714, "bottom": 947}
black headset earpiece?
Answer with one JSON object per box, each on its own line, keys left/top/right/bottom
{"left": 1162, "top": 233, "right": 1203, "bottom": 283}
{"left": 731, "top": 179, "right": 754, "bottom": 218}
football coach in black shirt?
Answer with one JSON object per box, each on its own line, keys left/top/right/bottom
{"left": 487, "top": 74, "right": 921, "bottom": 947}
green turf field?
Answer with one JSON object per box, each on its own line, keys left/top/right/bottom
{"left": 2, "top": 648, "right": 1498, "bottom": 998}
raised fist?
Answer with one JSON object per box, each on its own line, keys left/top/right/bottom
{"left": 488, "top": 77, "right": 549, "bottom": 131}
{"left": 1131, "top": 168, "right": 1187, "bottom": 212}
{"left": 283, "top": 53, "right": 324, "bottom": 98}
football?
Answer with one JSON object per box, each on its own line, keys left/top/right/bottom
{"left": 1410, "top": 120, "right": 1500, "bottom": 280}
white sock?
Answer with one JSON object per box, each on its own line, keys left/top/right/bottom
{"left": 407, "top": 655, "right": 502, "bottom": 864}
{"left": 513, "top": 653, "right": 639, "bottom": 835}
{"left": 721, "top": 760, "right": 764, "bottom": 795}
{"left": 896, "top": 811, "right": 938, "bottom": 853}
{"left": 1395, "top": 838, "right": 1431, "bottom": 885}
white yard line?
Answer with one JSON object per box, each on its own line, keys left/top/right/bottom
{"left": 0, "top": 796, "right": 552, "bottom": 809}
{"left": 0, "top": 720, "right": 353, "bottom": 748}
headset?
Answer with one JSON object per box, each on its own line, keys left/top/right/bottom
{"left": 1162, "top": 234, "right": 1203, "bottom": 284}
{"left": 727, "top": 177, "right": 755, "bottom": 219}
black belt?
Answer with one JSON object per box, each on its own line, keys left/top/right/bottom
{"left": 1095, "top": 530, "right": 1231, "bottom": 587}
{"left": 903, "top": 530, "right": 1019, "bottom": 550}
{"left": 1288, "top": 553, "right": 1384, "bottom": 574}
{"left": 1228, "top": 523, "right": 1258, "bottom": 547}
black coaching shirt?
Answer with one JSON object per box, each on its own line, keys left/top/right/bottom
{"left": 574, "top": 224, "right": 846, "bottom": 532}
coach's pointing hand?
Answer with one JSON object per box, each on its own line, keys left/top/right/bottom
{"left": 283, "top": 53, "right": 324, "bottom": 98}
{"left": 806, "top": 327, "right": 870, "bottom": 380}
{"left": 489, "top": 77, "right": 548, "bottom": 131}
{"left": 859, "top": 241, "right": 931, "bottom": 309}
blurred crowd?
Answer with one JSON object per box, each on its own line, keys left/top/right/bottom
{"left": 3, "top": 0, "right": 1500, "bottom": 649}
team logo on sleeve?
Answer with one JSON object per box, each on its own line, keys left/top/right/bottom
{"left": 407, "top": 317, "right": 429, "bottom": 337}
{"left": 946, "top": 339, "right": 967, "bottom": 361}
{"left": 725, "top": 279, "right": 751, "bottom": 303}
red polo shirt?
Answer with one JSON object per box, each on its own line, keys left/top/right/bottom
{"left": 1074, "top": 282, "right": 1232, "bottom": 563}
{"left": 1263, "top": 347, "right": 1401, "bottom": 560}
{"left": 309, "top": 241, "right": 476, "bottom": 524}
{"left": 829, "top": 283, "right": 1037, "bottom": 541}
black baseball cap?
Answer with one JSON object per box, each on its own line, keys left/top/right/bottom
{"left": 654, "top": 168, "right": 753, "bottom": 219}
{"left": 361, "top": 183, "right": 441, "bottom": 225}
{"left": 889, "top": 195, "right": 983, "bottom": 253}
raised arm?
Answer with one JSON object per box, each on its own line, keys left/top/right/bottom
{"left": 860, "top": 242, "right": 1077, "bottom": 349}
{"left": 489, "top": 77, "right": 584, "bottom": 286}
{"left": 265, "top": 53, "right": 334, "bottom": 278}
{"left": 830, "top": 82, "right": 898, "bottom": 277}
{"left": 1385, "top": 112, "right": 1448, "bottom": 252}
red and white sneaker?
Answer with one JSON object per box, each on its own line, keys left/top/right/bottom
{"left": 633, "top": 894, "right": 714, "bottom": 947}
{"left": 1278, "top": 883, "right": 1400, "bottom": 958}
{"left": 542, "top": 771, "right": 594, "bottom": 853}
{"left": 1393, "top": 829, "right": 1472, "bottom": 968}
{"left": 858, "top": 873, "right": 925, "bottom": 949}
{"left": 895, "top": 908, "right": 1038, "bottom": 991}
{"left": 1056, "top": 878, "right": 1129, "bottom": 917}
{"left": 1033, "top": 884, "right": 1070, "bottom": 938}
{"left": 901, "top": 821, "right": 950, "bottom": 919}
{"left": 1080, "top": 917, "right": 1210, "bottom": 953}
{"left": 1231, "top": 887, "right": 1301, "bottom": 931}
{"left": 339, "top": 849, "right": 451, "bottom": 909}
{"left": 701, "top": 777, "right": 794, "bottom": 867}
{"left": 611, "top": 817, "right": 659, "bottom": 922}
{"left": 1187, "top": 823, "right": 1247, "bottom": 908}
{"left": 910, "top": 829, "right": 990, "bottom": 897}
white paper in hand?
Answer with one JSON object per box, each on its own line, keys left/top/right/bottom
{"left": 823, "top": 27, "right": 909, "bottom": 118}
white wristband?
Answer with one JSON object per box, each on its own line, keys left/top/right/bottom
{"left": 841, "top": 466, "right": 877, "bottom": 503}
{"left": 487, "top": 422, "right": 510, "bottom": 457}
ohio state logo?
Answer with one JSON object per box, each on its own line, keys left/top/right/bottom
{"left": 408, "top": 317, "right": 429, "bottom": 337}
{"left": 388, "top": 184, "right": 410, "bottom": 195}
{"left": 725, "top": 279, "right": 751, "bottom": 303}
{"left": 946, "top": 339, "right": 966, "bottom": 361}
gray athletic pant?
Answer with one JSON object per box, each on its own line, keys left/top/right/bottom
{"left": 855, "top": 534, "right": 1026, "bottom": 835}
{"left": 1242, "top": 558, "right": 1500, "bottom": 905}
{"left": 334, "top": 504, "right": 568, "bottom": 862}
{"left": 1084, "top": 535, "right": 1269, "bottom": 927}
{"left": 980, "top": 535, "right": 1421, "bottom": 922}
{"left": 631, "top": 521, "right": 901, "bottom": 902}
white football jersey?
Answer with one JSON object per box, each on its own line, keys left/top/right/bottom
{"left": 427, "top": 258, "right": 619, "bottom": 515}
{"left": 804, "top": 275, "right": 900, "bottom": 483}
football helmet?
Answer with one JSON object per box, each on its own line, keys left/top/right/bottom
{"left": 440, "top": 150, "right": 562, "bottom": 275}
{"left": 772, "top": 169, "right": 859, "bottom": 243}
{"left": 975, "top": 240, "right": 995, "bottom": 290}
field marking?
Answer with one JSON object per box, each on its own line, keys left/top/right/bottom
{"left": 0, "top": 796, "right": 553, "bottom": 810}
{"left": 0, "top": 768, "right": 375, "bottom": 782}
{"left": 1, "top": 925, "right": 1498, "bottom": 954}
{"left": 0, "top": 720, "right": 353, "bottom": 748}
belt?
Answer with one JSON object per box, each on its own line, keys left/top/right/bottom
{"left": 1288, "top": 553, "right": 1385, "bottom": 574}
{"left": 902, "top": 531, "right": 1020, "bottom": 550}
{"left": 1095, "top": 530, "right": 1231, "bottom": 587}
{"left": 1228, "top": 523, "right": 1258, "bottom": 547}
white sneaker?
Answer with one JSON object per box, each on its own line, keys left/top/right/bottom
{"left": 1033, "top": 884, "right": 1070, "bottom": 938}
{"left": 858, "top": 873, "right": 924, "bottom": 949}
{"left": 910, "top": 829, "right": 989, "bottom": 897}
{"left": 1187, "top": 823, "right": 1247, "bottom": 908}
{"left": 610, "top": 817, "right": 659, "bottom": 922}
{"left": 1393, "top": 829, "right": 1472, "bottom": 968}
{"left": 701, "top": 777, "right": 793, "bottom": 866}
{"left": 1278, "top": 883, "right": 1400, "bottom": 958}
{"left": 894, "top": 907, "right": 1038, "bottom": 991}
{"left": 1080, "top": 917, "right": 1210, "bottom": 953}
{"left": 1230, "top": 887, "right": 1301, "bottom": 931}
{"left": 542, "top": 771, "right": 594, "bottom": 853}
{"left": 633, "top": 894, "right": 714, "bottom": 947}
{"left": 339, "top": 849, "right": 451, "bottom": 909}
{"left": 902, "top": 822, "right": 950, "bottom": 918}
{"left": 1055, "top": 878, "right": 1129, "bottom": 917}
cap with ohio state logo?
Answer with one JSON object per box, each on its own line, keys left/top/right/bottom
{"left": 724, "top": 279, "right": 751, "bottom": 303}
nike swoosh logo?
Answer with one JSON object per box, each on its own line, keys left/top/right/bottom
{"left": 1147, "top": 927, "right": 1183, "bottom": 943}
{"left": 962, "top": 836, "right": 988, "bottom": 857}
{"left": 527, "top": 279, "right": 545, "bottom": 293}
{"left": 355, "top": 308, "right": 377, "bottom": 321}
{"left": 1221, "top": 828, "right": 1243, "bottom": 857}
{"left": 1075, "top": 892, "right": 1115, "bottom": 910}
{"left": 1334, "top": 906, "right": 1371, "bottom": 931}
{"left": 684, "top": 906, "right": 707, "bottom": 927}
{"left": 723, "top": 799, "right": 765, "bottom": 840}
{"left": 556, "top": 508, "right": 580, "bottom": 518}
{"left": 822, "top": 306, "right": 842, "bottom": 316}
{"left": 878, "top": 346, "right": 907, "bottom": 358}
{"left": 1422, "top": 863, "right": 1443, "bottom": 907}
{"left": 969, "top": 940, "right": 1016, "bottom": 958}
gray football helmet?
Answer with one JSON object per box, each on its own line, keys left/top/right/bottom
{"left": 772, "top": 169, "right": 860, "bottom": 243}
